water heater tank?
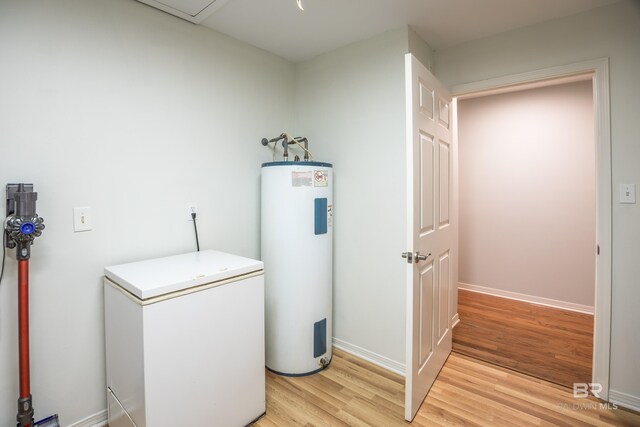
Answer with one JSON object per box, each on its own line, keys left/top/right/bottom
{"left": 261, "top": 161, "right": 333, "bottom": 376}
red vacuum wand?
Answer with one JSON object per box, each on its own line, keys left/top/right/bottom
{"left": 5, "top": 183, "right": 47, "bottom": 427}
{"left": 18, "top": 260, "right": 31, "bottom": 426}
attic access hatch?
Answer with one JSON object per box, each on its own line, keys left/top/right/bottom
{"left": 136, "top": 0, "right": 231, "bottom": 23}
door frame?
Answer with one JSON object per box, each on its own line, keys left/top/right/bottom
{"left": 450, "top": 58, "right": 612, "bottom": 400}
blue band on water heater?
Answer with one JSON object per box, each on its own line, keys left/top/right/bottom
{"left": 314, "top": 318, "right": 327, "bottom": 358}
{"left": 314, "top": 198, "right": 327, "bottom": 235}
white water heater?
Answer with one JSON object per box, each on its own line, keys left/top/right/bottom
{"left": 261, "top": 161, "right": 333, "bottom": 376}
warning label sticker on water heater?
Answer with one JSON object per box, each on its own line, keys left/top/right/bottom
{"left": 292, "top": 171, "right": 312, "bottom": 187}
{"left": 314, "top": 170, "right": 329, "bottom": 187}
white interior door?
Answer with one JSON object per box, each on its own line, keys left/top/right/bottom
{"left": 404, "top": 54, "right": 457, "bottom": 421}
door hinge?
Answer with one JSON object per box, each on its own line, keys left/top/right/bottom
{"left": 597, "top": 244, "right": 600, "bottom": 255}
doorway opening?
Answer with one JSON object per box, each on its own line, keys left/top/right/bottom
{"left": 449, "top": 59, "right": 611, "bottom": 396}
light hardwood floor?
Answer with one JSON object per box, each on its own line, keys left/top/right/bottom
{"left": 254, "top": 348, "right": 640, "bottom": 426}
{"left": 453, "top": 289, "right": 594, "bottom": 388}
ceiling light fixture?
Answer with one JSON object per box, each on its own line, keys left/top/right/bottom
{"left": 296, "top": 0, "right": 304, "bottom": 11}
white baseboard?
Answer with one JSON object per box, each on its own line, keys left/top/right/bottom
{"left": 332, "top": 337, "right": 405, "bottom": 377}
{"left": 609, "top": 389, "right": 640, "bottom": 412}
{"left": 458, "top": 282, "right": 594, "bottom": 314}
{"left": 68, "top": 409, "right": 107, "bottom": 427}
{"left": 452, "top": 313, "right": 460, "bottom": 328}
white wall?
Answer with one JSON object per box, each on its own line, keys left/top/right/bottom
{"left": 0, "top": 0, "right": 294, "bottom": 425}
{"left": 458, "top": 81, "right": 596, "bottom": 307}
{"left": 435, "top": 0, "right": 640, "bottom": 405}
{"left": 295, "top": 28, "right": 413, "bottom": 366}
{"left": 408, "top": 26, "right": 434, "bottom": 72}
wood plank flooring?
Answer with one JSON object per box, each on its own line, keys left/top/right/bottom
{"left": 453, "top": 289, "right": 594, "bottom": 388}
{"left": 254, "top": 348, "right": 640, "bottom": 426}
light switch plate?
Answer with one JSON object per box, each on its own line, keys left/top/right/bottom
{"left": 74, "top": 207, "right": 92, "bottom": 232}
{"left": 619, "top": 184, "right": 636, "bottom": 204}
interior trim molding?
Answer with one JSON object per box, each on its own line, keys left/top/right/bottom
{"left": 332, "top": 338, "right": 405, "bottom": 377}
{"left": 458, "top": 282, "right": 595, "bottom": 314}
{"left": 67, "top": 409, "right": 107, "bottom": 427}
{"left": 450, "top": 57, "right": 612, "bottom": 400}
{"left": 452, "top": 313, "right": 460, "bottom": 328}
{"left": 609, "top": 389, "right": 640, "bottom": 413}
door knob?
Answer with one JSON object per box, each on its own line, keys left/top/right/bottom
{"left": 401, "top": 252, "right": 413, "bottom": 264}
{"left": 414, "top": 252, "right": 431, "bottom": 262}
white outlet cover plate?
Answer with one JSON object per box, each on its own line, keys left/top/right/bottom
{"left": 73, "top": 207, "right": 92, "bottom": 232}
{"left": 187, "top": 203, "right": 198, "bottom": 221}
{"left": 620, "top": 184, "right": 636, "bottom": 204}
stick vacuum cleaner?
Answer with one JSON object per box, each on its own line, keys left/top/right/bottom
{"left": 4, "top": 184, "right": 59, "bottom": 427}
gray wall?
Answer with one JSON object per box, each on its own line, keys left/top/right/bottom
{"left": 295, "top": 28, "right": 410, "bottom": 366}
{"left": 0, "top": 0, "right": 295, "bottom": 424}
{"left": 294, "top": 26, "right": 438, "bottom": 369}
{"left": 434, "top": 0, "right": 640, "bottom": 405}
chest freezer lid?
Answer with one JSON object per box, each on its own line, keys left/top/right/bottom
{"left": 104, "top": 250, "right": 263, "bottom": 300}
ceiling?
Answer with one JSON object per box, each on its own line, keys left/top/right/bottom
{"left": 199, "top": 0, "right": 619, "bottom": 62}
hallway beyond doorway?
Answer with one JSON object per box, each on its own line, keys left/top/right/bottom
{"left": 453, "top": 288, "right": 593, "bottom": 388}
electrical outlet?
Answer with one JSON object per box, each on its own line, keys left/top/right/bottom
{"left": 73, "top": 207, "right": 92, "bottom": 232}
{"left": 187, "top": 203, "right": 198, "bottom": 221}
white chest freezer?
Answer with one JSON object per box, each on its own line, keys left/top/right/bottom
{"left": 104, "top": 250, "right": 265, "bottom": 427}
